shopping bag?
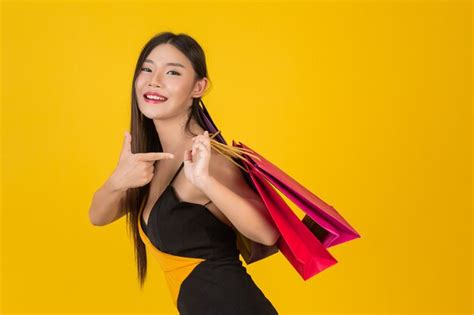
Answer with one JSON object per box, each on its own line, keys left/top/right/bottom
{"left": 239, "top": 152, "right": 339, "bottom": 279}
{"left": 232, "top": 141, "right": 361, "bottom": 248}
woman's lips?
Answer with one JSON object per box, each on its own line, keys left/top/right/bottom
{"left": 143, "top": 95, "right": 168, "bottom": 104}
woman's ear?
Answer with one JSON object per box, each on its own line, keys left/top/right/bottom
{"left": 192, "top": 77, "right": 209, "bottom": 98}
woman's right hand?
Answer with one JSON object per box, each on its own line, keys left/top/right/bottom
{"left": 108, "top": 131, "right": 175, "bottom": 191}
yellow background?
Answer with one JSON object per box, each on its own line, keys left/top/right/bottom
{"left": 1, "top": 0, "right": 472, "bottom": 314}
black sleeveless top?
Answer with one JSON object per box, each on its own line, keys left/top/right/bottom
{"left": 139, "top": 161, "right": 278, "bottom": 314}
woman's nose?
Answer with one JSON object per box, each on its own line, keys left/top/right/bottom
{"left": 149, "top": 71, "right": 163, "bottom": 87}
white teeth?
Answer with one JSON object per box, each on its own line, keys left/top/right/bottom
{"left": 145, "top": 94, "right": 167, "bottom": 101}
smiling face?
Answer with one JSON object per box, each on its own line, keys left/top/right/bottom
{"left": 135, "top": 43, "right": 208, "bottom": 120}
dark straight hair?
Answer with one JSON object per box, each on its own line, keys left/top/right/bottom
{"left": 124, "top": 32, "right": 278, "bottom": 289}
{"left": 124, "top": 31, "right": 216, "bottom": 288}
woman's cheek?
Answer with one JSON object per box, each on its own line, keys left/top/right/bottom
{"left": 135, "top": 75, "right": 146, "bottom": 87}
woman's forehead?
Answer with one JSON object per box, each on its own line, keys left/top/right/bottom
{"left": 145, "top": 44, "right": 190, "bottom": 68}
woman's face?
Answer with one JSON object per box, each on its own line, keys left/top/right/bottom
{"left": 135, "top": 43, "right": 206, "bottom": 119}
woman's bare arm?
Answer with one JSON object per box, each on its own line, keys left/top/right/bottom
{"left": 195, "top": 153, "right": 280, "bottom": 246}
{"left": 88, "top": 131, "right": 175, "bottom": 226}
{"left": 88, "top": 177, "right": 127, "bottom": 226}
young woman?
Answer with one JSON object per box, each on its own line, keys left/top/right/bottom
{"left": 89, "top": 32, "right": 280, "bottom": 314}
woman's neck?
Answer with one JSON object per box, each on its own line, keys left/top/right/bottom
{"left": 154, "top": 116, "right": 205, "bottom": 156}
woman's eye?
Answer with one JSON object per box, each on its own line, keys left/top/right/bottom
{"left": 167, "top": 70, "right": 180, "bottom": 76}
{"left": 139, "top": 68, "right": 180, "bottom": 76}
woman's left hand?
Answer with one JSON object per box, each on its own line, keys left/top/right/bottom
{"left": 183, "top": 130, "right": 212, "bottom": 189}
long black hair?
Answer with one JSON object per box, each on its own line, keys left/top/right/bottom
{"left": 125, "top": 31, "right": 279, "bottom": 289}
{"left": 124, "top": 31, "right": 217, "bottom": 288}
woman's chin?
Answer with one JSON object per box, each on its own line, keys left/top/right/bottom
{"left": 138, "top": 105, "right": 167, "bottom": 119}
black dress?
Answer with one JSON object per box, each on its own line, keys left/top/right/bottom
{"left": 138, "top": 161, "right": 278, "bottom": 314}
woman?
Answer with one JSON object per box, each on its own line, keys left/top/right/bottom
{"left": 89, "top": 32, "right": 280, "bottom": 314}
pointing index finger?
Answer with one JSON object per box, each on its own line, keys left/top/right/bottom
{"left": 137, "top": 152, "right": 175, "bottom": 161}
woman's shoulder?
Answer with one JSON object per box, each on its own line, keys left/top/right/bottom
{"left": 208, "top": 146, "right": 258, "bottom": 201}
{"left": 209, "top": 146, "right": 240, "bottom": 178}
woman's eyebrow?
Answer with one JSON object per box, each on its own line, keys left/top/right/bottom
{"left": 144, "top": 59, "right": 185, "bottom": 68}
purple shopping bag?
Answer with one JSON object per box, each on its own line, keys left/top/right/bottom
{"left": 233, "top": 140, "right": 361, "bottom": 248}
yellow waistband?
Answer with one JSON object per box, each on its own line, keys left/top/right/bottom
{"left": 138, "top": 212, "right": 205, "bottom": 306}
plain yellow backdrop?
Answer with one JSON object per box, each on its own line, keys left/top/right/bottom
{"left": 1, "top": 0, "right": 471, "bottom": 314}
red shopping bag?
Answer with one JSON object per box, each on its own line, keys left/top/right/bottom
{"left": 234, "top": 146, "right": 337, "bottom": 280}
{"left": 233, "top": 141, "right": 361, "bottom": 248}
